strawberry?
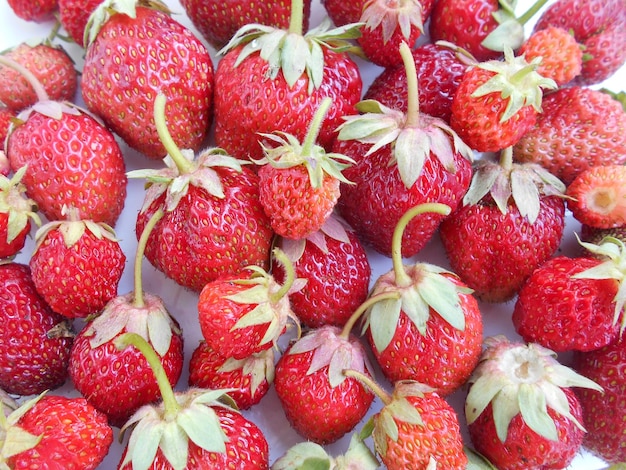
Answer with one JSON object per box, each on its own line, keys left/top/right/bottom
{"left": 1, "top": 393, "right": 113, "bottom": 469}
{"left": 0, "top": 107, "right": 15, "bottom": 157}
{"left": 213, "top": 0, "right": 362, "bottom": 162}
{"left": 363, "top": 42, "right": 472, "bottom": 123}
{"left": 81, "top": 0, "right": 214, "bottom": 159}
{"left": 0, "top": 166, "right": 40, "bottom": 259}
{"left": 513, "top": 87, "right": 626, "bottom": 185}
{"left": 116, "top": 333, "right": 270, "bottom": 469}
{"left": 0, "top": 262, "right": 73, "bottom": 396}
{"left": 180, "top": 0, "right": 312, "bottom": 50}
{"left": 188, "top": 342, "right": 274, "bottom": 410}
{"left": 6, "top": 0, "right": 57, "bottom": 22}
{"left": 439, "top": 148, "right": 567, "bottom": 303}
{"left": 572, "top": 337, "right": 626, "bottom": 463}
{"left": 512, "top": 236, "right": 626, "bottom": 352}
{"left": 533, "top": 0, "right": 626, "bottom": 86}
{"left": 29, "top": 207, "right": 126, "bottom": 318}
{"left": 57, "top": 0, "right": 102, "bottom": 47}
{"left": 519, "top": 26, "right": 583, "bottom": 86}
{"left": 580, "top": 224, "right": 626, "bottom": 254}
{"left": 320, "top": 0, "right": 364, "bottom": 26}
{"left": 465, "top": 336, "right": 603, "bottom": 470}
{"left": 131, "top": 94, "right": 274, "bottom": 291}
{"left": 273, "top": 324, "right": 375, "bottom": 444}
{"left": 272, "top": 213, "right": 371, "bottom": 328}
{"left": 0, "top": 42, "right": 77, "bottom": 113}
{"left": 566, "top": 164, "right": 626, "bottom": 229}
{"left": 0, "top": 152, "right": 8, "bottom": 178}
{"left": 450, "top": 47, "right": 557, "bottom": 153}
{"left": 334, "top": 42, "right": 473, "bottom": 257}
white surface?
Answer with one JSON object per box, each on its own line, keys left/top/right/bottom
{"left": 2, "top": 0, "right": 623, "bottom": 468}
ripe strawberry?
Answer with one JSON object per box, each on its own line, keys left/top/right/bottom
{"left": 57, "top": 0, "right": 102, "bottom": 47}
{"left": 188, "top": 342, "right": 274, "bottom": 410}
{"left": 533, "top": 0, "right": 626, "bottom": 86}
{"left": 180, "top": 0, "right": 312, "bottom": 50}
{"left": 334, "top": 42, "right": 473, "bottom": 257}
{"left": 363, "top": 42, "right": 471, "bottom": 123}
{"left": 272, "top": 213, "right": 371, "bottom": 328}
{"left": 81, "top": 0, "right": 214, "bottom": 159}
{"left": 513, "top": 87, "right": 626, "bottom": 185}
{"left": 519, "top": 26, "right": 583, "bottom": 86}
{"left": 0, "top": 262, "right": 73, "bottom": 396}
{"left": 320, "top": 0, "right": 363, "bottom": 26}
{"left": 439, "top": 149, "right": 567, "bottom": 303}
{"left": 450, "top": 48, "right": 557, "bottom": 153}
{"left": 465, "top": 336, "right": 603, "bottom": 470}
{"left": 213, "top": 0, "right": 362, "bottom": 162}
{"left": 572, "top": 337, "right": 626, "bottom": 463}
{"left": 580, "top": 224, "right": 626, "bottom": 254}
{"left": 116, "top": 333, "right": 270, "bottom": 469}
{"left": 0, "top": 152, "right": 8, "bottom": 177}
{"left": 1, "top": 393, "right": 113, "bottom": 469}
{"left": 6, "top": 0, "right": 57, "bottom": 22}
{"left": 274, "top": 324, "right": 375, "bottom": 444}
{"left": 566, "top": 164, "right": 626, "bottom": 229}
{"left": 0, "top": 166, "right": 40, "bottom": 259}
{"left": 512, "top": 237, "right": 626, "bottom": 352}
{"left": 0, "top": 107, "right": 14, "bottom": 156}
{"left": 0, "top": 42, "right": 77, "bottom": 112}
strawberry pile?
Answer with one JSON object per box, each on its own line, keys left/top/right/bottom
{"left": 1, "top": 0, "right": 626, "bottom": 468}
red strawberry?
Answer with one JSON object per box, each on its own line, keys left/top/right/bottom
{"left": 273, "top": 324, "right": 375, "bottom": 444}
{"left": 81, "top": 0, "right": 214, "bottom": 159}
{"left": 0, "top": 42, "right": 77, "bottom": 112}
{"left": 213, "top": 0, "right": 362, "bottom": 162}
{"left": 0, "top": 107, "right": 15, "bottom": 156}
{"left": 566, "top": 164, "right": 626, "bottom": 229}
{"left": 1, "top": 393, "right": 113, "bottom": 469}
{"left": 533, "top": 0, "right": 626, "bottom": 86}
{"left": 57, "top": 0, "right": 102, "bottom": 47}
{"left": 180, "top": 0, "right": 312, "bottom": 50}
{"left": 0, "top": 262, "right": 73, "bottom": 396}
{"left": 6, "top": 0, "right": 57, "bottom": 22}
{"left": 465, "top": 336, "right": 603, "bottom": 470}
{"left": 513, "top": 87, "right": 626, "bottom": 185}
{"left": 188, "top": 342, "right": 274, "bottom": 410}
{"left": 450, "top": 48, "right": 557, "bottom": 153}
{"left": 29, "top": 208, "right": 126, "bottom": 318}
{"left": 572, "top": 337, "right": 626, "bottom": 463}
{"left": 0, "top": 166, "right": 40, "bottom": 259}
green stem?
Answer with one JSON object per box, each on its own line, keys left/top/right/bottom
{"left": 271, "top": 247, "right": 295, "bottom": 302}
{"left": 0, "top": 55, "right": 49, "bottom": 102}
{"left": 114, "top": 332, "right": 180, "bottom": 418}
{"left": 517, "top": 0, "right": 550, "bottom": 26}
{"left": 391, "top": 203, "right": 451, "bottom": 286}
{"left": 340, "top": 291, "right": 401, "bottom": 340}
{"left": 288, "top": 0, "right": 304, "bottom": 35}
{"left": 153, "top": 93, "right": 193, "bottom": 174}
{"left": 400, "top": 41, "right": 420, "bottom": 127}
{"left": 301, "top": 97, "right": 331, "bottom": 157}
{"left": 133, "top": 208, "right": 164, "bottom": 308}
{"left": 343, "top": 369, "right": 392, "bottom": 406}
{"left": 499, "top": 146, "right": 513, "bottom": 171}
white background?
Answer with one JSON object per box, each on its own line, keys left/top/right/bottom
{"left": 2, "top": 0, "right": 624, "bottom": 468}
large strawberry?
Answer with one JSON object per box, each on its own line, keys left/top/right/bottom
{"left": 513, "top": 87, "right": 626, "bottom": 186}
{"left": 334, "top": 42, "right": 473, "bottom": 257}
{"left": 465, "top": 336, "right": 603, "bottom": 470}
{"left": 0, "top": 393, "right": 113, "bottom": 469}
{"left": 81, "top": 0, "right": 214, "bottom": 159}
{"left": 0, "top": 262, "right": 73, "bottom": 396}
{"left": 213, "top": 0, "right": 362, "bottom": 162}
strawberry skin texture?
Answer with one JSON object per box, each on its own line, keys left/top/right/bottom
{"left": 0, "top": 107, "right": 15, "bottom": 154}
{"left": 6, "top": 0, "right": 57, "bottom": 22}
{"left": 214, "top": 45, "right": 362, "bottom": 161}
{"left": 439, "top": 195, "right": 566, "bottom": 303}
{"left": 0, "top": 213, "right": 31, "bottom": 259}
{"left": 8, "top": 395, "right": 113, "bottom": 470}
{"left": 57, "top": 0, "right": 102, "bottom": 47}
{"left": 0, "top": 263, "right": 72, "bottom": 396}
{"left": 81, "top": 6, "right": 214, "bottom": 159}
{"left": 7, "top": 110, "right": 128, "bottom": 225}
{"left": 572, "top": 339, "right": 626, "bottom": 463}
{"left": 468, "top": 388, "right": 585, "bottom": 470}
{"left": 513, "top": 256, "right": 620, "bottom": 352}
{"left": 513, "top": 87, "right": 626, "bottom": 186}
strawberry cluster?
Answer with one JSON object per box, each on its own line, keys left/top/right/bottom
{"left": 1, "top": 0, "right": 626, "bottom": 468}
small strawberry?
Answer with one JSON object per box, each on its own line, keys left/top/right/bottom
{"left": 0, "top": 393, "right": 113, "bottom": 469}
{"left": 450, "top": 47, "right": 557, "bottom": 153}
{"left": 580, "top": 224, "right": 626, "bottom": 254}
{"left": 0, "top": 262, "right": 73, "bottom": 396}
{"left": 29, "top": 207, "right": 126, "bottom": 318}
{"left": 57, "top": 0, "right": 102, "bottom": 47}
{"left": 0, "top": 166, "right": 40, "bottom": 259}
{"left": 572, "top": 337, "right": 626, "bottom": 463}
{"left": 513, "top": 87, "right": 626, "bottom": 186}
{"left": 566, "top": 164, "right": 626, "bottom": 229}
{"left": 188, "top": 342, "right": 274, "bottom": 410}
{"left": 6, "top": 0, "right": 57, "bottom": 22}
{"left": 465, "top": 335, "right": 603, "bottom": 470}
{"left": 81, "top": 0, "right": 214, "bottom": 159}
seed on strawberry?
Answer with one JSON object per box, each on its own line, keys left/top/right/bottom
{"left": 58, "top": 0, "right": 105, "bottom": 47}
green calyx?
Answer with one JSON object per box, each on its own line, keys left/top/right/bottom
{"left": 472, "top": 47, "right": 557, "bottom": 123}
{"left": 0, "top": 392, "right": 45, "bottom": 463}
{"left": 0, "top": 166, "right": 41, "bottom": 245}
{"left": 481, "top": 0, "right": 550, "bottom": 52}
{"left": 360, "top": 0, "right": 425, "bottom": 43}
{"left": 465, "top": 335, "right": 602, "bottom": 443}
